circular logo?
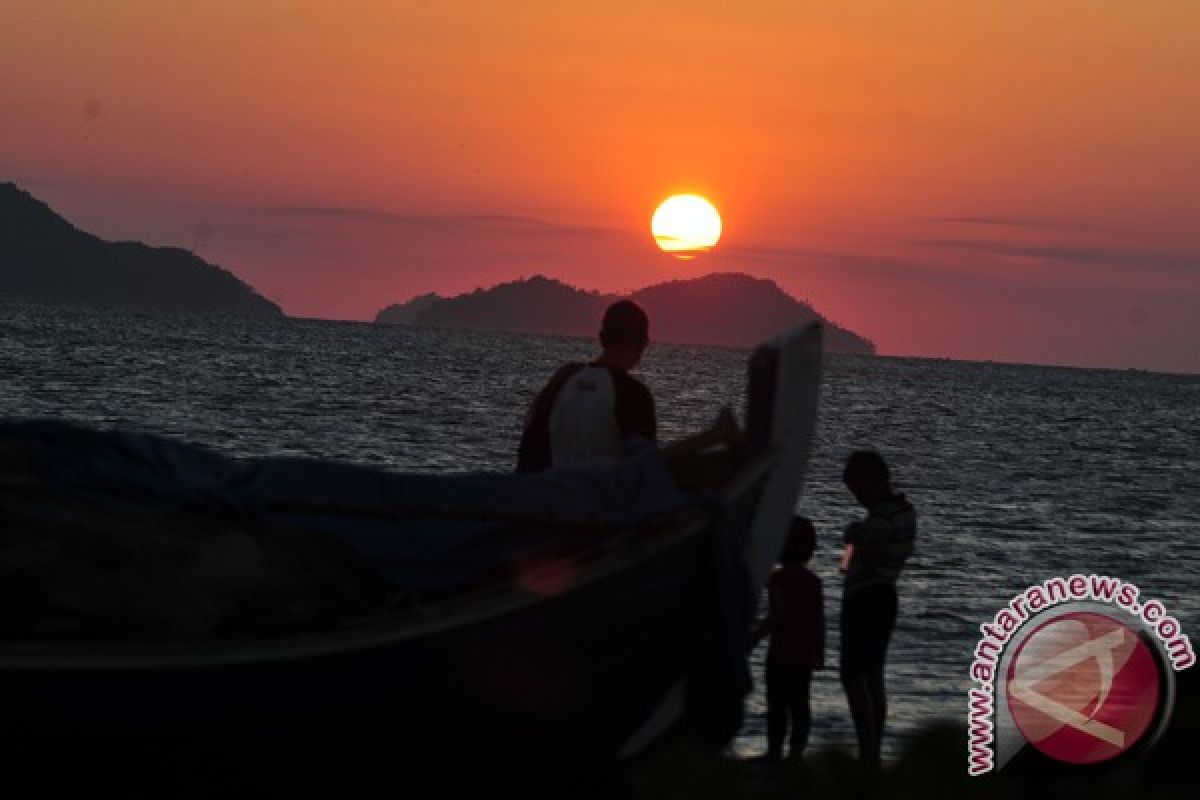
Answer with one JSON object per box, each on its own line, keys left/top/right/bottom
{"left": 1006, "top": 611, "right": 1163, "bottom": 765}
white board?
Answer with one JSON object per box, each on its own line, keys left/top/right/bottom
{"left": 743, "top": 322, "right": 824, "bottom": 593}
{"left": 618, "top": 322, "right": 823, "bottom": 759}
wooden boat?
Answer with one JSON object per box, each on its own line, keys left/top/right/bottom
{"left": 0, "top": 323, "right": 822, "bottom": 796}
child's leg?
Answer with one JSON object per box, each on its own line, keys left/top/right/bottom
{"left": 788, "top": 666, "right": 812, "bottom": 758}
{"left": 765, "top": 663, "right": 787, "bottom": 760}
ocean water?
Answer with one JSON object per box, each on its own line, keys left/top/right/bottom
{"left": 2, "top": 303, "right": 1199, "bottom": 760}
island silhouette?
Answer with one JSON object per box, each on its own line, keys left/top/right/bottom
{"left": 2, "top": 181, "right": 875, "bottom": 354}
{"left": 0, "top": 183, "right": 280, "bottom": 316}
{"left": 377, "top": 273, "right": 876, "bottom": 354}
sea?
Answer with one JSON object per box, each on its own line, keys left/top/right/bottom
{"left": 2, "top": 303, "right": 1198, "bottom": 761}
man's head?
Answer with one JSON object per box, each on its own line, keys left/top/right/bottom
{"left": 780, "top": 516, "right": 816, "bottom": 565}
{"left": 843, "top": 449, "right": 891, "bottom": 508}
{"left": 598, "top": 300, "right": 649, "bottom": 370}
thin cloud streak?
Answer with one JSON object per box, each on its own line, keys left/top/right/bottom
{"left": 725, "top": 244, "right": 852, "bottom": 263}
{"left": 928, "top": 215, "right": 1107, "bottom": 233}
{"left": 1, "top": 175, "right": 80, "bottom": 189}
{"left": 915, "top": 239, "right": 1200, "bottom": 273}
{"left": 724, "top": 243, "right": 1017, "bottom": 286}
{"left": 250, "top": 205, "right": 614, "bottom": 237}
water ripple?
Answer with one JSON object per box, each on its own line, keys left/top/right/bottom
{"left": 2, "top": 304, "right": 1198, "bottom": 760}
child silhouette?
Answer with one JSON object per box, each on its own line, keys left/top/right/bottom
{"left": 751, "top": 517, "right": 824, "bottom": 761}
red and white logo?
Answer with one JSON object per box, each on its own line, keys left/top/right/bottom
{"left": 1006, "top": 611, "right": 1161, "bottom": 765}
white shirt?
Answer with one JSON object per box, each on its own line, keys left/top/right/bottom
{"left": 548, "top": 365, "right": 624, "bottom": 467}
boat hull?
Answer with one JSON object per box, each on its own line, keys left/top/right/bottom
{"left": 1, "top": 514, "right": 713, "bottom": 794}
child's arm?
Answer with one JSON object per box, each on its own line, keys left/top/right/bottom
{"left": 747, "top": 575, "right": 777, "bottom": 650}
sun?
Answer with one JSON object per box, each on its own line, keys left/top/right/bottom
{"left": 651, "top": 194, "right": 722, "bottom": 259}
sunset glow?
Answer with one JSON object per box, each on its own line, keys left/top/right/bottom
{"left": 652, "top": 195, "right": 722, "bottom": 259}
{"left": 2, "top": 2, "right": 1198, "bottom": 371}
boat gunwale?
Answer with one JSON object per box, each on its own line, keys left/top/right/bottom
{"left": 0, "top": 452, "right": 777, "bottom": 671}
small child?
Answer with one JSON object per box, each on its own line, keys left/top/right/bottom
{"left": 751, "top": 517, "right": 825, "bottom": 761}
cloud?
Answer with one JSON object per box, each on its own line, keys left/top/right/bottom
{"left": 927, "top": 215, "right": 1106, "bottom": 234}
{"left": 249, "top": 204, "right": 612, "bottom": 238}
{"left": 2, "top": 175, "right": 80, "bottom": 189}
{"left": 723, "top": 243, "right": 1021, "bottom": 287}
{"left": 724, "top": 244, "right": 852, "bottom": 263}
{"left": 915, "top": 239, "right": 1200, "bottom": 273}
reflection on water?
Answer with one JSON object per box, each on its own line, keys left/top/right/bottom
{"left": 3, "top": 303, "right": 1198, "bottom": 759}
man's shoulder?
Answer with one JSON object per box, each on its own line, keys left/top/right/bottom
{"left": 544, "top": 362, "right": 587, "bottom": 389}
{"left": 608, "top": 368, "right": 653, "bottom": 400}
{"left": 530, "top": 363, "right": 588, "bottom": 420}
{"left": 552, "top": 362, "right": 587, "bottom": 379}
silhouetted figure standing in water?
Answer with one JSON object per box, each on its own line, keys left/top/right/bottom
{"left": 516, "top": 300, "right": 655, "bottom": 472}
{"left": 750, "top": 517, "right": 824, "bottom": 762}
{"left": 838, "top": 450, "right": 916, "bottom": 767}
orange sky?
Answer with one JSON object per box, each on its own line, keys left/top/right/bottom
{"left": 3, "top": 1, "right": 1198, "bottom": 371}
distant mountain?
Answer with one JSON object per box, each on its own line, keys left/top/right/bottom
{"left": 0, "top": 182, "right": 281, "bottom": 316}
{"left": 378, "top": 276, "right": 620, "bottom": 339}
{"left": 375, "top": 292, "right": 444, "bottom": 324}
{"left": 376, "top": 273, "right": 875, "bottom": 354}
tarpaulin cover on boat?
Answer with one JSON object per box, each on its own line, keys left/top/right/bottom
{"left": 0, "top": 421, "right": 701, "bottom": 640}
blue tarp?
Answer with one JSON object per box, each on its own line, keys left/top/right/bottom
{"left": 0, "top": 420, "right": 753, "bottom": 749}
{"left": 1, "top": 421, "right": 697, "bottom": 590}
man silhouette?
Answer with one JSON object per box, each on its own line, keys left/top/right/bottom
{"left": 516, "top": 300, "right": 655, "bottom": 472}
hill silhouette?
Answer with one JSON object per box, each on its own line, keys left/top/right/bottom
{"left": 0, "top": 183, "right": 281, "bottom": 316}
{"left": 377, "top": 273, "right": 875, "bottom": 354}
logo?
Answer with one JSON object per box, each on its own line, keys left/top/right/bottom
{"left": 966, "top": 575, "right": 1193, "bottom": 775}
{"left": 1007, "top": 611, "right": 1161, "bottom": 765}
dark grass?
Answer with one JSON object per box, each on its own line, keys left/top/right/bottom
{"left": 2, "top": 666, "right": 1195, "bottom": 798}
{"left": 627, "top": 665, "right": 1200, "bottom": 800}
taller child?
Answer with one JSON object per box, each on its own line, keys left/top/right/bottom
{"left": 839, "top": 450, "right": 916, "bottom": 767}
